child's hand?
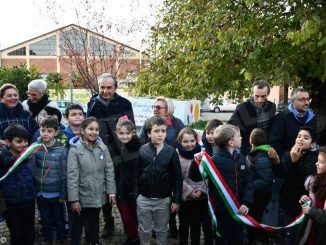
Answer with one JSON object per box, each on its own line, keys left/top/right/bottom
{"left": 238, "top": 205, "right": 249, "bottom": 215}
{"left": 71, "top": 201, "right": 81, "bottom": 214}
{"left": 108, "top": 195, "right": 116, "bottom": 205}
{"left": 299, "top": 195, "right": 311, "bottom": 204}
{"left": 301, "top": 204, "right": 311, "bottom": 214}
{"left": 59, "top": 198, "right": 65, "bottom": 203}
{"left": 171, "top": 203, "right": 180, "bottom": 213}
{"left": 189, "top": 190, "right": 201, "bottom": 200}
{"left": 290, "top": 145, "right": 302, "bottom": 162}
{"left": 268, "top": 148, "right": 280, "bottom": 165}
{"left": 194, "top": 152, "right": 203, "bottom": 161}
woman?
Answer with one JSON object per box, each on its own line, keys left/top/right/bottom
{"left": 138, "top": 97, "right": 185, "bottom": 148}
{"left": 0, "top": 83, "right": 38, "bottom": 145}
{"left": 22, "top": 79, "right": 60, "bottom": 123}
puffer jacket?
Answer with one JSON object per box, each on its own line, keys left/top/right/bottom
{"left": 189, "top": 146, "right": 253, "bottom": 218}
{"left": 133, "top": 142, "right": 183, "bottom": 203}
{"left": 67, "top": 136, "right": 116, "bottom": 208}
{"left": 0, "top": 146, "right": 35, "bottom": 204}
{"left": 108, "top": 135, "right": 141, "bottom": 201}
{"left": 33, "top": 138, "right": 67, "bottom": 199}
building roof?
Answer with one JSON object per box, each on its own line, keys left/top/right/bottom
{"left": 1, "top": 23, "right": 141, "bottom": 53}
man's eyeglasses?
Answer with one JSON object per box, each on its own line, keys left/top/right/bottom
{"left": 295, "top": 97, "right": 312, "bottom": 103}
{"left": 152, "top": 105, "right": 167, "bottom": 110}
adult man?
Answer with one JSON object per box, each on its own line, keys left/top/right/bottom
{"left": 269, "top": 87, "right": 317, "bottom": 156}
{"left": 87, "top": 73, "right": 135, "bottom": 238}
{"left": 228, "top": 80, "right": 276, "bottom": 155}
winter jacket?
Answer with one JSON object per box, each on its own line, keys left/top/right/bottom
{"left": 0, "top": 102, "right": 38, "bottom": 143}
{"left": 274, "top": 149, "right": 318, "bottom": 219}
{"left": 138, "top": 116, "right": 185, "bottom": 148}
{"left": 133, "top": 142, "right": 183, "bottom": 204}
{"left": 228, "top": 100, "right": 276, "bottom": 156}
{"left": 108, "top": 135, "right": 141, "bottom": 201}
{"left": 0, "top": 146, "right": 35, "bottom": 204}
{"left": 33, "top": 138, "right": 67, "bottom": 199}
{"left": 269, "top": 107, "right": 317, "bottom": 156}
{"left": 178, "top": 150, "right": 207, "bottom": 201}
{"left": 87, "top": 93, "right": 135, "bottom": 147}
{"left": 189, "top": 146, "right": 253, "bottom": 218}
{"left": 64, "top": 126, "right": 78, "bottom": 148}
{"left": 246, "top": 145, "right": 274, "bottom": 194}
{"left": 67, "top": 136, "right": 116, "bottom": 208}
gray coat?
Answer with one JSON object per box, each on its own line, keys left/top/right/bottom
{"left": 67, "top": 136, "right": 116, "bottom": 208}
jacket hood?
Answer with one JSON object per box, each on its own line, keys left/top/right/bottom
{"left": 250, "top": 144, "right": 272, "bottom": 153}
{"left": 36, "top": 137, "right": 64, "bottom": 148}
{"left": 69, "top": 135, "right": 103, "bottom": 147}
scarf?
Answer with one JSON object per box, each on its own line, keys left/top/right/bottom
{"left": 177, "top": 143, "right": 201, "bottom": 160}
{"left": 288, "top": 103, "right": 315, "bottom": 126}
{"left": 27, "top": 93, "right": 50, "bottom": 117}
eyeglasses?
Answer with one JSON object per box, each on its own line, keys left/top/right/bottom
{"left": 152, "top": 105, "right": 167, "bottom": 110}
{"left": 295, "top": 97, "right": 312, "bottom": 103}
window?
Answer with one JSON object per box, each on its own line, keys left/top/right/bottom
{"left": 29, "top": 36, "right": 56, "bottom": 56}
{"left": 60, "top": 29, "right": 87, "bottom": 55}
{"left": 8, "top": 47, "right": 26, "bottom": 56}
{"left": 90, "top": 36, "right": 115, "bottom": 56}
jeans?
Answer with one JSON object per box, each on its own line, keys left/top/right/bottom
{"left": 37, "top": 196, "right": 66, "bottom": 241}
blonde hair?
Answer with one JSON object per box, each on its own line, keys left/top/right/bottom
{"left": 214, "top": 124, "right": 240, "bottom": 147}
{"left": 155, "top": 97, "right": 175, "bottom": 116}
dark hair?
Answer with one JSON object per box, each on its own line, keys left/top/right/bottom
{"left": 116, "top": 119, "right": 136, "bottom": 133}
{"left": 214, "top": 124, "right": 239, "bottom": 147}
{"left": 80, "top": 117, "right": 99, "bottom": 132}
{"left": 4, "top": 123, "right": 28, "bottom": 141}
{"left": 0, "top": 83, "right": 18, "bottom": 98}
{"left": 65, "top": 103, "right": 84, "bottom": 117}
{"left": 312, "top": 146, "right": 326, "bottom": 201}
{"left": 40, "top": 116, "right": 59, "bottom": 130}
{"left": 146, "top": 116, "right": 167, "bottom": 134}
{"left": 177, "top": 127, "right": 198, "bottom": 144}
{"left": 205, "top": 119, "right": 223, "bottom": 131}
{"left": 299, "top": 126, "right": 317, "bottom": 143}
{"left": 98, "top": 73, "right": 118, "bottom": 88}
{"left": 251, "top": 80, "right": 270, "bottom": 94}
{"left": 43, "top": 106, "right": 62, "bottom": 123}
{"left": 250, "top": 128, "right": 267, "bottom": 146}
{"left": 291, "top": 87, "right": 309, "bottom": 98}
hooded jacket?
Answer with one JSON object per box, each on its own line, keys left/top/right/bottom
{"left": 67, "top": 136, "right": 116, "bottom": 208}
{"left": 33, "top": 138, "right": 67, "bottom": 199}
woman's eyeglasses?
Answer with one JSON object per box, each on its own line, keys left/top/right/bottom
{"left": 152, "top": 105, "right": 167, "bottom": 110}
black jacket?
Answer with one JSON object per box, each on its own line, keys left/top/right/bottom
{"left": 269, "top": 108, "right": 317, "bottom": 156}
{"left": 108, "top": 135, "right": 141, "bottom": 201}
{"left": 189, "top": 146, "right": 253, "bottom": 218}
{"left": 228, "top": 100, "right": 276, "bottom": 156}
{"left": 133, "top": 143, "right": 183, "bottom": 203}
{"left": 274, "top": 150, "right": 318, "bottom": 219}
{"left": 87, "top": 93, "right": 135, "bottom": 147}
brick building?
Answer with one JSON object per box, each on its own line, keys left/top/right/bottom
{"left": 0, "top": 24, "right": 147, "bottom": 83}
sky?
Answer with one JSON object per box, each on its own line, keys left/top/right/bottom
{"left": 0, "top": 0, "right": 162, "bottom": 50}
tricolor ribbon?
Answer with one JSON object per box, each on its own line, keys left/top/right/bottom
{"left": 196, "top": 152, "right": 307, "bottom": 236}
{"left": 0, "top": 143, "right": 47, "bottom": 181}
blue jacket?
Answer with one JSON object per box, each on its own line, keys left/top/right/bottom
{"left": 0, "top": 102, "right": 38, "bottom": 143}
{"left": 64, "top": 126, "right": 78, "bottom": 148}
{"left": 33, "top": 138, "right": 67, "bottom": 199}
{"left": 0, "top": 146, "right": 35, "bottom": 204}
{"left": 246, "top": 147, "right": 273, "bottom": 194}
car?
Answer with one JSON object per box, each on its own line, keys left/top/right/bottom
{"left": 56, "top": 100, "right": 87, "bottom": 116}
{"left": 209, "top": 99, "right": 238, "bottom": 113}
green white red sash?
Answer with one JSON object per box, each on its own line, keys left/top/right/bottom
{"left": 196, "top": 151, "right": 306, "bottom": 235}
{"left": 0, "top": 143, "right": 47, "bottom": 181}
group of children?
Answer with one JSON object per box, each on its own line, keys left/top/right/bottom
{"left": 0, "top": 103, "right": 326, "bottom": 245}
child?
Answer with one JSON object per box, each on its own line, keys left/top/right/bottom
{"left": 0, "top": 124, "right": 35, "bottom": 245}
{"left": 33, "top": 116, "right": 67, "bottom": 244}
{"left": 296, "top": 146, "right": 326, "bottom": 245}
{"left": 202, "top": 119, "right": 223, "bottom": 156}
{"left": 64, "top": 103, "right": 85, "bottom": 147}
{"left": 273, "top": 126, "right": 318, "bottom": 242}
{"left": 177, "top": 127, "right": 206, "bottom": 245}
{"left": 246, "top": 128, "right": 274, "bottom": 244}
{"left": 189, "top": 124, "right": 253, "bottom": 244}
{"left": 133, "top": 116, "right": 183, "bottom": 245}
{"left": 67, "top": 117, "right": 116, "bottom": 245}
{"left": 109, "top": 118, "right": 141, "bottom": 245}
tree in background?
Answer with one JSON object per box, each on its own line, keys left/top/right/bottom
{"left": 135, "top": 0, "right": 325, "bottom": 105}
{"left": 0, "top": 65, "right": 40, "bottom": 100}
{"left": 46, "top": 72, "right": 65, "bottom": 99}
